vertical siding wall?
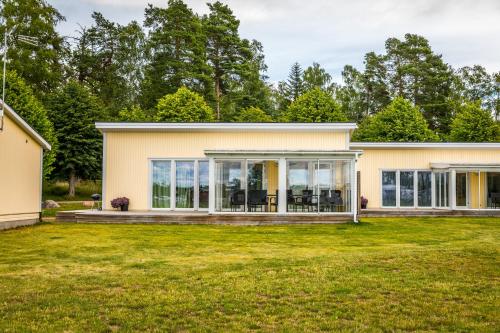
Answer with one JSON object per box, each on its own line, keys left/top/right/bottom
{"left": 104, "top": 131, "right": 348, "bottom": 210}
{"left": 0, "top": 115, "right": 42, "bottom": 223}
{"left": 357, "top": 149, "right": 500, "bottom": 209}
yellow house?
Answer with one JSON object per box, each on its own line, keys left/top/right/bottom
{"left": 96, "top": 122, "right": 500, "bottom": 222}
{"left": 0, "top": 101, "right": 51, "bottom": 230}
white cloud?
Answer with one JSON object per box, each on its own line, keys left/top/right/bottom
{"left": 49, "top": 0, "right": 500, "bottom": 81}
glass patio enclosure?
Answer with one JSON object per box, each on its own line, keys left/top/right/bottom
{"left": 151, "top": 153, "right": 358, "bottom": 215}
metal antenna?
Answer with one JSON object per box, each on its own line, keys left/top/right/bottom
{"left": 1, "top": 25, "right": 38, "bottom": 132}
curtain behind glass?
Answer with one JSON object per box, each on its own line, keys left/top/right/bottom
{"left": 152, "top": 161, "right": 171, "bottom": 208}
{"left": 176, "top": 161, "right": 194, "bottom": 208}
{"left": 417, "top": 171, "right": 432, "bottom": 207}
{"left": 382, "top": 171, "right": 396, "bottom": 207}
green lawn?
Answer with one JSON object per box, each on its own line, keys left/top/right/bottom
{"left": 0, "top": 218, "right": 498, "bottom": 332}
{"left": 42, "top": 202, "right": 89, "bottom": 217}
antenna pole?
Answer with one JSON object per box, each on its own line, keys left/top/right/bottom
{"left": 1, "top": 28, "right": 7, "bottom": 132}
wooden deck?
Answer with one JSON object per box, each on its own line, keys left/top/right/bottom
{"left": 359, "top": 208, "right": 500, "bottom": 217}
{"left": 56, "top": 210, "right": 353, "bottom": 225}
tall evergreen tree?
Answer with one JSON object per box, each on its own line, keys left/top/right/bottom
{"left": 141, "top": 0, "right": 209, "bottom": 111}
{"left": 47, "top": 81, "right": 103, "bottom": 197}
{"left": 0, "top": 0, "right": 67, "bottom": 96}
{"left": 203, "top": 1, "right": 247, "bottom": 120}
{"left": 384, "top": 34, "right": 454, "bottom": 132}
{"left": 70, "top": 12, "right": 145, "bottom": 116}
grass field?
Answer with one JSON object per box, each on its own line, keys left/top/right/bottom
{"left": 0, "top": 218, "right": 498, "bottom": 332}
{"left": 41, "top": 202, "right": 89, "bottom": 217}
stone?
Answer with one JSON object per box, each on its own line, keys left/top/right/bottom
{"left": 42, "top": 200, "right": 60, "bottom": 208}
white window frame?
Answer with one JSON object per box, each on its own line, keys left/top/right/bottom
{"left": 149, "top": 158, "right": 209, "bottom": 211}
{"left": 381, "top": 169, "right": 434, "bottom": 209}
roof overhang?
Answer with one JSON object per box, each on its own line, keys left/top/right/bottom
{"left": 204, "top": 150, "right": 363, "bottom": 159}
{"left": 95, "top": 122, "right": 358, "bottom": 133}
{"left": 1, "top": 99, "right": 51, "bottom": 150}
{"left": 350, "top": 142, "right": 500, "bottom": 149}
{"left": 431, "top": 163, "right": 500, "bottom": 172}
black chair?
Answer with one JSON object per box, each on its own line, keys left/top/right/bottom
{"left": 287, "top": 189, "right": 297, "bottom": 212}
{"left": 269, "top": 190, "right": 278, "bottom": 212}
{"left": 319, "top": 190, "right": 332, "bottom": 212}
{"left": 248, "top": 190, "right": 268, "bottom": 212}
{"left": 490, "top": 192, "right": 500, "bottom": 209}
{"left": 301, "top": 190, "right": 316, "bottom": 212}
{"left": 330, "top": 191, "right": 344, "bottom": 212}
{"left": 230, "top": 190, "right": 245, "bottom": 212}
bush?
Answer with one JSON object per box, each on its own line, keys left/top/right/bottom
{"left": 111, "top": 197, "right": 130, "bottom": 209}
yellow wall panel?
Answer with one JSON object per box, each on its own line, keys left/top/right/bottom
{"left": 357, "top": 149, "right": 500, "bottom": 209}
{"left": 104, "top": 131, "right": 347, "bottom": 210}
{"left": 0, "top": 114, "right": 42, "bottom": 220}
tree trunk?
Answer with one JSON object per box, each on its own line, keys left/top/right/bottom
{"left": 215, "top": 77, "right": 221, "bottom": 120}
{"left": 68, "top": 170, "right": 77, "bottom": 198}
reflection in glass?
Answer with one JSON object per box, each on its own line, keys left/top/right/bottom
{"left": 417, "top": 171, "right": 432, "bottom": 207}
{"left": 152, "top": 161, "right": 171, "bottom": 208}
{"left": 456, "top": 172, "right": 467, "bottom": 207}
{"left": 435, "top": 172, "right": 449, "bottom": 207}
{"left": 175, "top": 161, "right": 194, "bottom": 208}
{"left": 400, "top": 171, "right": 414, "bottom": 207}
{"left": 215, "top": 161, "right": 244, "bottom": 212}
{"left": 382, "top": 171, "right": 396, "bottom": 207}
{"left": 198, "top": 161, "right": 209, "bottom": 209}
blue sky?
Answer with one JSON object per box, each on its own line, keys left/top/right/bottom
{"left": 48, "top": 0, "right": 500, "bottom": 83}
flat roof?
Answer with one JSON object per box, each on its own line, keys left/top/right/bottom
{"left": 95, "top": 122, "right": 358, "bottom": 132}
{"left": 350, "top": 142, "right": 500, "bottom": 149}
{"left": 1, "top": 99, "right": 51, "bottom": 150}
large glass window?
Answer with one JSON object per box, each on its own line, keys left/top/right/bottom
{"left": 175, "top": 161, "right": 194, "bottom": 209}
{"left": 215, "top": 161, "right": 244, "bottom": 212}
{"left": 152, "top": 161, "right": 171, "bottom": 208}
{"left": 198, "top": 161, "right": 209, "bottom": 209}
{"left": 417, "top": 171, "right": 432, "bottom": 207}
{"left": 456, "top": 172, "right": 467, "bottom": 207}
{"left": 286, "top": 160, "right": 351, "bottom": 213}
{"left": 382, "top": 171, "right": 397, "bottom": 207}
{"left": 487, "top": 172, "right": 500, "bottom": 209}
{"left": 287, "top": 160, "right": 317, "bottom": 212}
{"left": 399, "top": 171, "right": 415, "bottom": 207}
{"left": 435, "top": 172, "right": 449, "bottom": 208}
{"left": 247, "top": 160, "right": 278, "bottom": 212}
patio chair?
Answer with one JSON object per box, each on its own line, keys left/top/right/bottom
{"left": 331, "top": 191, "right": 344, "bottom": 212}
{"left": 230, "top": 190, "right": 245, "bottom": 212}
{"left": 490, "top": 192, "right": 500, "bottom": 209}
{"left": 269, "top": 190, "right": 278, "bottom": 212}
{"left": 301, "top": 189, "right": 316, "bottom": 212}
{"left": 248, "top": 190, "right": 268, "bottom": 212}
{"left": 319, "top": 190, "right": 332, "bottom": 212}
{"left": 287, "top": 189, "right": 297, "bottom": 212}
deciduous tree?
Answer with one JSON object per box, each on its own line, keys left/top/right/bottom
{"left": 47, "top": 81, "right": 103, "bottom": 197}
{"left": 155, "top": 86, "right": 214, "bottom": 122}
{"left": 352, "top": 97, "right": 438, "bottom": 142}
{"left": 448, "top": 101, "right": 499, "bottom": 142}
{"left": 283, "top": 88, "right": 347, "bottom": 122}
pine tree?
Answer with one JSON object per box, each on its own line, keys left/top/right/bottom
{"left": 141, "top": 0, "right": 209, "bottom": 111}
{"left": 203, "top": 1, "right": 249, "bottom": 120}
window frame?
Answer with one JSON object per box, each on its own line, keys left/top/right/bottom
{"left": 380, "top": 169, "right": 435, "bottom": 209}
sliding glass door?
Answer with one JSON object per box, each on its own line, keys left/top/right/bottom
{"left": 152, "top": 161, "right": 171, "bottom": 208}
{"left": 456, "top": 172, "right": 468, "bottom": 208}
{"left": 175, "top": 161, "right": 194, "bottom": 209}
{"left": 417, "top": 171, "right": 432, "bottom": 207}
{"left": 215, "top": 161, "right": 245, "bottom": 212}
{"left": 435, "top": 172, "right": 450, "bottom": 208}
{"left": 151, "top": 159, "right": 208, "bottom": 210}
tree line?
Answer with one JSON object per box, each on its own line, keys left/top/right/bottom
{"left": 0, "top": 0, "right": 498, "bottom": 196}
